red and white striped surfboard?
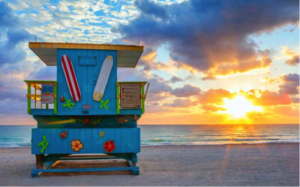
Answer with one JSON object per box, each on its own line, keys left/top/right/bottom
{"left": 61, "top": 54, "right": 81, "bottom": 102}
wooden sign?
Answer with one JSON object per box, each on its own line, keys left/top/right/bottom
{"left": 120, "top": 83, "right": 141, "bottom": 109}
{"left": 41, "top": 83, "right": 54, "bottom": 104}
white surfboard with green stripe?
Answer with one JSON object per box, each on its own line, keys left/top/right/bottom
{"left": 93, "top": 55, "right": 113, "bottom": 101}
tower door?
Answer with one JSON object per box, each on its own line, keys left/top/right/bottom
{"left": 79, "top": 56, "right": 96, "bottom": 112}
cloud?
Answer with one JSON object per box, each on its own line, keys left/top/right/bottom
{"left": 248, "top": 90, "right": 292, "bottom": 106}
{"left": 163, "top": 98, "right": 198, "bottom": 108}
{"left": 198, "top": 89, "right": 235, "bottom": 105}
{"left": 168, "top": 75, "right": 183, "bottom": 83}
{"left": 0, "top": 2, "right": 34, "bottom": 67}
{"left": 286, "top": 55, "right": 299, "bottom": 66}
{"left": 0, "top": 2, "right": 20, "bottom": 28}
{"left": 134, "top": 0, "right": 168, "bottom": 19}
{"left": 284, "top": 47, "right": 299, "bottom": 66}
{"left": 201, "top": 104, "right": 226, "bottom": 112}
{"left": 279, "top": 73, "right": 299, "bottom": 95}
{"left": 114, "top": 0, "right": 299, "bottom": 78}
{"left": 171, "top": 84, "right": 200, "bottom": 97}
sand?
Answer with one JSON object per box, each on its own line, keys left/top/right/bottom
{"left": 0, "top": 143, "right": 298, "bottom": 186}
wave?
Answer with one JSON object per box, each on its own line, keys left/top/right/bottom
{"left": 0, "top": 143, "right": 31, "bottom": 148}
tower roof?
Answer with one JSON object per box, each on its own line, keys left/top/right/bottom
{"left": 29, "top": 42, "right": 144, "bottom": 68}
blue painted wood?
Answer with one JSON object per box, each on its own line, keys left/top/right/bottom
{"left": 32, "top": 166, "right": 139, "bottom": 173}
{"left": 79, "top": 56, "right": 96, "bottom": 66}
{"left": 31, "top": 109, "right": 56, "bottom": 115}
{"left": 56, "top": 49, "right": 117, "bottom": 116}
{"left": 32, "top": 128, "right": 140, "bottom": 154}
{"left": 31, "top": 109, "right": 142, "bottom": 115}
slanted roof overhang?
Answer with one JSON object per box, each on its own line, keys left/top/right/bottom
{"left": 29, "top": 42, "right": 144, "bottom": 68}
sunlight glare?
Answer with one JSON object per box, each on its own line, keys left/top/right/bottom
{"left": 222, "top": 96, "right": 262, "bottom": 118}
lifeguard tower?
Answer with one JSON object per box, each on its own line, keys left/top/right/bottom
{"left": 24, "top": 42, "right": 148, "bottom": 177}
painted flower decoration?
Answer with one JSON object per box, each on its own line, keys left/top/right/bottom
{"left": 99, "top": 131, "right": 105, "bottom": 137}
{"left": 71, "top": 140, "right": 83, "bottom": 152}
{"left": 103, "top": 140, "right": 116, "bottom": 153}
{"left": 84, "top": 117, "right": 91, "bottom": 125}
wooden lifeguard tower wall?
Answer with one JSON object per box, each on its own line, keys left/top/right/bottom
{"left": 25, "top": 42, "right": 147, "bottom": 177}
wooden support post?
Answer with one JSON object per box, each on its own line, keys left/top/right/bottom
{"left": 35, "top": 155, "right": 44, "bottom": 169}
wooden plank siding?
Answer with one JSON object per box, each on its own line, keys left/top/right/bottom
{"left": 32, "top": 128, "right": 140, "bottom": 154}
{"left": 56, "top": 49, "right": 117, "bottom": 115}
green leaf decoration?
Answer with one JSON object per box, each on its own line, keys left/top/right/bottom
{"left": 38, "top": 135, "right": 49, "bottom": 153}
{"left": 100, "top": 99, "right": 110, "bottom": 109}
{"left": 63, "top": 99, "right": 75, "bottom": 109}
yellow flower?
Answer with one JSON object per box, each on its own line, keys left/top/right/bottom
{"left": 99, "top": 131, "right": 105, "bottom": 137}
{"left": 71, "top": 140, "right": 83, "bottom": 152}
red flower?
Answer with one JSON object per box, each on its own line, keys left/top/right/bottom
{"left": 84, "top": 117, "right": 91, "bottom": 125}
{"left": 60, "top": 96, "right": 65, "bottom": 102}
{"left": 103, "top": 140, "right": 116, "bottom": 153}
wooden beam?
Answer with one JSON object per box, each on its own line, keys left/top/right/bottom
{"left": 31, "top": 84, "right": 41, "bottom": 90}
{"left": 26, "top": 94, "right": 41, "bottom": 97}
{"left": 31, "top": 97, "right": 41, "bottom": 101}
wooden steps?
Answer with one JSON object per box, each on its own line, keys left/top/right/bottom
{"left": 42, "top": 160, "right": 132, "bottom": 176}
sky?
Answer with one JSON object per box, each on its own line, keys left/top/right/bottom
{"left": 0, "top": 0, "right": 299, "bottom": 125}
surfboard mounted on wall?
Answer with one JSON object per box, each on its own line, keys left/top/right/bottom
{"left": 61, "top": 54, "right": 81, "bottom": 102}
{"left": 93, "top": 55, "right": 113, "bottom": 101}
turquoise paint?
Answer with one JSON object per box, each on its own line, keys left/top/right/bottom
{"left": 29, "top": 47, "right": 144, "bottom": 176}
{"left": 32, "top": 128, "right": 140, "bottom": 154}
{"left": 57, "top": 49, "right": 117, "bottom": 115}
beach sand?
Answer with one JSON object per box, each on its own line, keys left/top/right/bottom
{"left": 0, "top": 143, "right": 298, "bottom": 186}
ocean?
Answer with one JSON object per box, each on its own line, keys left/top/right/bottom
{"left": 0, "top": 125, "right": 299, "bottom": 147}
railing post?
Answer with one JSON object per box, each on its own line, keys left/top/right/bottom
{"left": 34, "top": 84, "right": 37, "bottom": 109}
{"left": 116, "top": 83, "right": 120, "bottom": 114}
{"left": 141, "top": 83, "right": 145, "bottom": 114}
{"left": 27, "top": 84, "right": 31, "bottom": 114}
{"left": 54, "top": 83, "right": 57, "bottom": 114}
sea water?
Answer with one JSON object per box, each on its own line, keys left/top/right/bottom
{"left": 0, "top": 125, "right": 298, "bottom": 147}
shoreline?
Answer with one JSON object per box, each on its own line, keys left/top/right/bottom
{"left": 1, "top": 141, "right": 299, "bottom": 148}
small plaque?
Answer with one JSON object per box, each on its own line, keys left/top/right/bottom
{"left": 120, "top": 83, "right": 141, "bottom": 109}
{"left": 83, "top": 105, "right": 91, "bottom": 109}
{"left": 41, "top": 83, "right": 54, "bottom": 104}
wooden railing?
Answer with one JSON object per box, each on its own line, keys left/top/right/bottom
{"left": 24, "top": 80, "right": 57, "bottom": 114}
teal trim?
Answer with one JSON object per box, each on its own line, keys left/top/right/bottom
{"left": 31, "top": 166, "right": 139, "bottom": 177}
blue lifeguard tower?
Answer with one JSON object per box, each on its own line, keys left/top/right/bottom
{"left": 25, "top": 42, "right": 148, "bottom": 177}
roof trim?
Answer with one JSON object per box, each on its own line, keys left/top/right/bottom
{"left": 29, "top": 42, "right": 144, "bottom": 68}
{"left": 29, "top": 42, "right": 143, "bottom": 51}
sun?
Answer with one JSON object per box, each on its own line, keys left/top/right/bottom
{"left": 222, "top": 96, "right": 262, "bottom": 118}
